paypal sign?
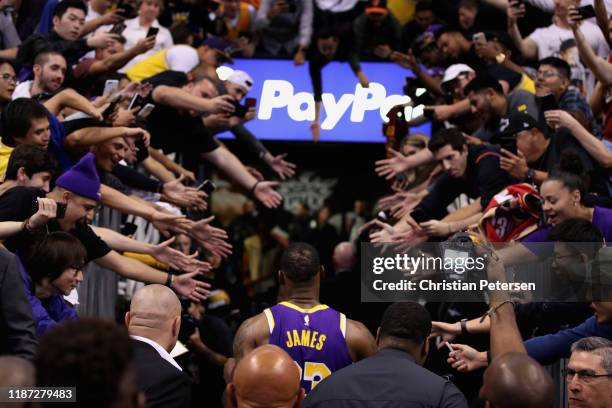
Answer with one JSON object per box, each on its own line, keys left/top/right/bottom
{"left": 218, "top": 59, "right": 431, "bottom": 143}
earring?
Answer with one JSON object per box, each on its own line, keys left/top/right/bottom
{"left": 573, "top": 202, "right": 578, "bottom": 207}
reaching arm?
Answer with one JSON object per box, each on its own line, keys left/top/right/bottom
{"left": 95, "top": 250, "right": 209, "bottom": 301}
{"left": 87, "top": 37, "right": 155, "bottom": 76}
{"left": 570, "top": 13, "right": 612, "bottom": 85}
{"left": 43, "top": 88, "right": 101, "bottom": 118}
{"left": 202, "top": 146, "right": 283, "bottom": 208}
{"left": 0, "top": 221, "right": 32, "bottom": 239}
{"left": 64, "top": 126, "right": 147, "bottom": 151}
{"left": 595, "top": 0, "right": 612, "bottom": 48}
{"left": 544, "top": 110, "right": 612, "bottom": 168}
{"left": 203, "top": 146, "right": 258, "bottom": 191}
{"left": 141, "top": 156, "right": 176, "bottom": 182}
{"left": 152, "top": 86, "right": 234, "bottom": 115}
{"left": 507, "top": 2, "right": 538, "bottom": 60}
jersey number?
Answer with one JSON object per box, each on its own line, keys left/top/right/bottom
{"left": 295, "top": 362, "right": 332, "bottom": 390}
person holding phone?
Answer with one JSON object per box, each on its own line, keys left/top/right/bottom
{"left": 497, "top": 112, "right": 610, "bottom": 201}
{"left": 534, "top": 57, "right": 598, "bottom": 135}
{"left": 119, "top": 0, "right": 173, "bottom": 73}
{"left": 218, "top": 69, "right": 297, "bottom": 180}
{"left": 506, "top": 0, "right": 608, "bottom": 93}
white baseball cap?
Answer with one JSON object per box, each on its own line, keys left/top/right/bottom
{"left": 226, "top": 70, "right": 254, "bottom": 92}
{"left": 165, "top": 45, "right": 199, "bottom": 73}
{"left": 441, "top": 64, "right": 475, "bottom": 84}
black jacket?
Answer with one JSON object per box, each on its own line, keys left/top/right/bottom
{"left": 303, "top": 348, "right": 468, "bottom": 408}
{"left": 411, "top": 144, "right": 515, "bottom": 223}
{"left": 131, "top": 339, "right": 191, "bottom": 408}
{"left": 0, "top": 249, "right": 37, "bottom": 359}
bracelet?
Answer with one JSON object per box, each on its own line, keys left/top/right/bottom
{"left": 165, "top": 273, "right": 172, "bottom": 287}
{"left": 250, "top": 180, "right": 261, "bottom": 196}
{"left": 460, "top": 318, "right": 469, "bottom": 336}
{"left": 479, "top": 300, "right": 516, "bottom": 323}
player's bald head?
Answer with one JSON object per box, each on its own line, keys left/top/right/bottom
{"left": 229, "top": 345, "right": 303, "bottom": 408}
{"left": 480, "top": 353, "right": 554, "bottom": 408}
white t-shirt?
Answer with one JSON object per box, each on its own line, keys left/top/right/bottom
{"left": 527, "top": 0, "right": 612, "bottom": 15}
{"left": 118, "top": 17, "right": 174, "bottom": 73}
{"left": 12, "top": 81, "right": 31, "bottom": 99}
{"left": 528, "top": 21, "right": 609, "bottom": 60}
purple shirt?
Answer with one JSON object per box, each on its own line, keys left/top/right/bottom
{"left": 264, "top": 302, "right": 353, "bottom": 394}
{"left": 522, "top": 206, "right": 612, "bottom": 243}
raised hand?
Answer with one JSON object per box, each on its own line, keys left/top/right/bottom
{"left": 431, "top": 321, "right": 461, "bottom": 347}
{"left": 266, "top": 153, "right": 296, "bottom": 180}
{"left": 171, "top": 271, "right": 212, "bottom": 302}
{"left": 151, "top": 237, "right": 212, "bottom": 273}
{"left": 447, "top": 344, "right": 488, "bottom": 372}
{"left": 375, "top": 148, "right": 411, "bottom": 180}
{"left": 253, "top": 181, "right": 283, "bottom": 208}
{"left": 186, "top": 216, "right": 233, "bottom": 259}
{"left": 29, "top": 198, "right": 59, "bottom": 229}
{"left": 151, "top": 211, "right": 190, "bottom": 236}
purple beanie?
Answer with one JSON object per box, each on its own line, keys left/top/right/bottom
{"left": 55, "top": 153, "right": 101, "bottom": 201}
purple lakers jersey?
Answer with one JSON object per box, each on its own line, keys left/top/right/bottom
{"left": 264, "top": 301, "right": 353, "bottom": 393}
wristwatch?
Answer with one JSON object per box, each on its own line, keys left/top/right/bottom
{"left": 460, "top": 318, "right": 469, "bottom": 336}
{"left": 495, "top": 53, "right": 507, "bottom": 64}
{"left": 525, "top": 168, "right": 535, "bottom": 184}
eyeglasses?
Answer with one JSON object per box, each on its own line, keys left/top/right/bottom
{"left": 0, "top": 73, "right": 16, "bottom": 82}
{"left": 536, "top": 70, "right": 559, "bottom": 79}
{"left": 552, "top": 252, "right": 579, "bottom": 262}
{"left": 562, "top": 368, "right": 612, "bottom": 383}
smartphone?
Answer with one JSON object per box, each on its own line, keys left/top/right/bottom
{"left": 576, "top": 5, "right": 596, "bottom": 20}
{"left": 135, "top": 137, "right": 149, "bottom": 162}
{"left": 102, "top": 79, "right": 119, "bottom": 97}
{"left": 109, "top": 22, "right": 126, "bottom": 35}
{"left": 231, "top": 100, "right": 248, "bottom": 118}
{"left": 128, "top": 93, "right": 144, "bottom": 110}
{"left": 472, "top": 32, "right": 486, "bottom": 45}
{"left": 197, "top": 180, "right": 216, "bottom": 195}
{"left": 423, "top": 107, "right": 435, "bottom": 120}
{"left": 538, "top": 93, "right": 558, "bottom": 112}
{"left": 245, "top": 97, "right": 256, "bottom": 108}
{"left": 146, "top": 27, "right": 159, "bottom": 38}
{"left": 33, "top": 199, "right": 66, "bottom": 219}
{"left": 137, "top": 103, "right": 155, "bottom": 119}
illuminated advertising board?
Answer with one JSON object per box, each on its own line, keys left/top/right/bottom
{"left": 218, "top": 59, "right": 431, "bottom": 143}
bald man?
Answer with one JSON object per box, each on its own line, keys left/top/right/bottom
{"left": 227, "top": 345, "right": 304, "bottom": 408}
{"left": 0, "top": 356, "right": 35, "bottom": 408}
{"left": 480, "top": 353, "right": 554, "bottom": 408}
{"left": 126, "top": 284, "right": 190, "bottom": 408}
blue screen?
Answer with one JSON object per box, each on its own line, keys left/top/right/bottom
{"left": 218, "top": 59, "right": 431, "bottom": 143}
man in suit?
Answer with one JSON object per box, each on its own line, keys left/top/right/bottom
{"left": 303, "top": 302, "right": 468, "bottom": 408}
{"left": 126, "top": 284, "right": 190, "bottom": 408}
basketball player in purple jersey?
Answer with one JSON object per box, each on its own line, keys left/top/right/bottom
{"left": 227, "top": 243, "right": 376, "bottom": 394}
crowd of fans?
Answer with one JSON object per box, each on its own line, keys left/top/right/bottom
{"left": 0, "top": 0, "right": 611, "bottom": 406}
